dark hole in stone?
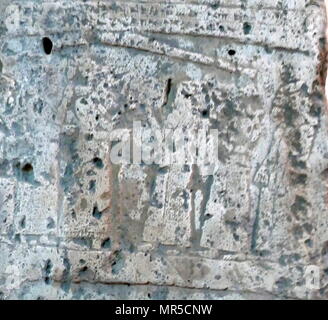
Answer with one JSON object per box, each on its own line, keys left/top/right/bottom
{"left": 228, "top": 49, "right": 236, "bottom": 56}
{"left": 85, "top": 133, "right": 93, "bottom": 141}
{"left": 219, "top": 25, "right": 225, "bottom": 32}
{"left": 22, "top": 163, "right": 33, "bottom": 173}
{"left": 101, "top": 238, "right": 111, "bottom": 249}
{"left": 44, "top": 259, "right": 52, "bottom": 285}
{"left": 47, "top": 218, "right": 55, "bottom": 229}
{"left": 163, "top": 78, "right": 173, "bottom": 106}
{"left": 92, "top": 206, "right": 102, "bottom": 219}
{"left": 20, "top": 216, "right": 26, "bottom": 228}
{"left": 93, "top": 157, "right": 104, "bottom": 169}
{"left": 78, "top": 266, "right": 89, "bottom": 277}
{"left": 42, "top": 37, "right": 53, "bottom": 55}
{"left": 210, "top": 2, "right": 220, "bottom": 10}
{"left": 243, "top": 22, "right": 252, "bottom": 35}
{"left": 166, "top": 78, "right": 172, "bottom": 95}
{"left": 201, "top": 109, "right": 209, "bottom": 117}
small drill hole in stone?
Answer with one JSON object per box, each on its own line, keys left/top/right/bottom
{"left": 22, "top": 163, "right": 33, "bottom": 173}
{"left": 201, "top": 110, "right": 209, "bottom": 117}
{"left": 42, "top": 37, "right": 53, "bottom": 55}
{"left": 228, "top": 49, "right": 236, "bottom": 56}
{"left": 93, "top": 157, "right": 104, "bottom": 169}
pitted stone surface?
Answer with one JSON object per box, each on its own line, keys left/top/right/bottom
{"left": 0, "top": 0, "right": 327, "bottom": 300}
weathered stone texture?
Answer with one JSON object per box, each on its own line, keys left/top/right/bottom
{"left": 0, "top": 0, "right": 327, "bottom": 299}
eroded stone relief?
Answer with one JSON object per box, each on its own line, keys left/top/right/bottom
{"left": 0, "top": 0, "right": 327, "bottom": 299}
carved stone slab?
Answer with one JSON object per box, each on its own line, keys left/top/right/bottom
{"left": 0, "top": 0, "right": 327, "bottom": 299}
